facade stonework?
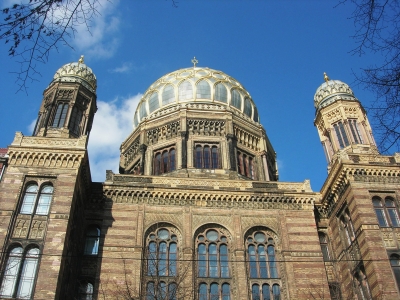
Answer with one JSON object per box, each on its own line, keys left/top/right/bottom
{"left": 0, "top": 63, "right": 399, "bottom": 300}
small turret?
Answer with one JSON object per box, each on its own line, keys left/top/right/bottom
{"left": 314, "top": 73, "right": 377, "bottom": 165}
{"left": 32, "top": 56, "right": 97, "bottom": 141}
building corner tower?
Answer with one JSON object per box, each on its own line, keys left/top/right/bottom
{"left": 0, "top": 57, "right": 97, "bottom": 299}
{"left": 314, "top": 73, "right": 400, "bottom": 299}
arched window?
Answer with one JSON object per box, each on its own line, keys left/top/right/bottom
{"left": 149, "top": 93, "right": 159, "bottom": 113}
{"left": 153, "top": 147, "right": 176, "bottom": 175}
{"left": 373, "top": 196, "right": 400, "bottom": 227}
{"left": 0, "top": 246, "right": 40, "bottom": 298}
{"left": 140, "top": 102, "right": 148, "bottom": 119}
{"left": 162, "top": 85, "right": 175, "bottom": 105}
{"left": 244, "top": 98, "right": 252, "bottom": 117}
{"left": 231, "top": 89, "right": 241, "bottom": 109}
{"left": 179, "top": 81, "right": 193, "bottom": 101}
{"left": 253, "top": 106, "right": 259, "bottom": 122}
{"left": 20, "top": 183, "right": 53, "bottom": 215}
{"left": 339, "top": 208, "right": 355, "bottom": 246}
{"left": 69, "top": 106, "right": 84, "bottom": 135}
{"left": 84, "top": 227, "right": 100, "bottom": 255}
{"left": 52, "top": 103, "right": 68, "bottom": 127}
{"left": 318, "top": 232, "right": 330, "bottom": 261}
{"left": 195, "top": 144, "right": 220, "bottom": 169}
{"left": 348, "top": 119, "right": 364, "bottom": 144}
{"left": 146, "top": 227, "right": 178, "bottom": 277}
{"left": 354, "top": 268, "right": 371, "bottom": 300}
{"left": 390, "top": 254, "right": 400, "bottom": 291}
{"left": 246, "top": 229, "right": 281, "bottom": 300}
{"left": 197, "top": 80, "right": 211, "bottom": 99}
{"left": 237, "top": 151, "right": 257, "bottom": 180}
{"left": 215, "top": 83, "right": 227, "bottom": 103}
{"left": 78, "top": 282, "right": 93, "bottom": 300}
{"left": 196, "top": 226, "right": 231, "bottom": 299}
{"left": 134, "top": 112, "right": 139, "bottom": 127}
{"left": 333, "top": 121, "right": 349, "bottom": 149}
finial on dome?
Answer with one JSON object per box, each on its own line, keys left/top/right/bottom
{"left": 78, "top": 55, "right": 84, "bottom": 66}
{"left": 191, "top": 56, "right": 198, "bottom": 68}
{"left": 324, "top": 72, "right": 330, "bottom": 82}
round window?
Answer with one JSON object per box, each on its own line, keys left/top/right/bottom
{"left": 206, "top": 230, "right": 219, "bottom": 241}
{"left": 158, "top": 229, "right": 169, "bottom": 240}
{"left": 254, "top": 232, "right": 266, "bottom": 243}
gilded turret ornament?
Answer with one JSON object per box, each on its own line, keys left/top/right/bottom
{"left": 78, "top": 55, "right": 84, "bottom": 66}
{"left": 324, "top": 72, "right": 330, "bottom": 82}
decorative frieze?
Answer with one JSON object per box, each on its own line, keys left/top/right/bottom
{"left": 187, "top": 119, "right": 225, "bottom": 136}
{"left": 11, "top": 132, "right": 87, "bottom": 149}
{"left": 147, "top": 121, "right": 180, "bottom": 144}
{"left": 7, "top": 150, "right": 84, "bottom": 168}
{"left": 56, "top": 89, "right": 75, "bottom": 99}
{"left": 124, "top": 137, "right": 140, "bottom": 166}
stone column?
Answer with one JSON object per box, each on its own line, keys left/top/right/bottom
{"left": 226, "top": 134, "right": 237, "bottom": 171}
{"left": 139, "top": 144, "right": 147, "bottom": 175}
{"left": 261, "top": 151, "right": 270, "bottom": 181}
{"left": 180, "top": 131, "right": 187, "bottom": 169}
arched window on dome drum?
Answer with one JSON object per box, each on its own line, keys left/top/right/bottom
{"left": 195, "top": 144, "right": 220, "bottom": 169}
{"left": 153, "top": 147, "right": 176, "bottom": 175}
{"left": 197, "top": 80, "right": 211, "bottom": 99}
{"left": 179, "top": 80, "right": 193, "bottom": 100}
{"left": 333, "top": 121, "right": 349, "bottom": 149}
{"left": 140, "top": 102, "right": 148, "bottom": 119}
{"left": 134, "top": 112, "right": 139, "bottom": 127}
{"left": 231, "top": 89, "right": 241, "bottom": 110}
{"left": 390, "top": 254, "right": 400, "bottom": 291}
{"left": 52, "top": 103, "right": 68, "bottom": 127}
{"left": 69, "top": 106, "right": 83, "bottom": 136}
{"left": 215, "top": 83, "right": 227, "bottom": 103}
{"left": 348, "top": 119, "right": 364, "bottom": 144}
{"left": 0, "top": 246, "right": 40, "bottom": 299}
{"left": 244, "top": 98, "right": 252, "bottom": 117}
{"left": 162, "top": 85, "right": 175, "bottom": 105}
{"left": 253, "top": 106, "right": 259, "bottom": 122}
{"left": 148, "top": 93, "right": 159, "bottom": 113}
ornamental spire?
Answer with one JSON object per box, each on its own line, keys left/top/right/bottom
{"left": 191, "top": 56, "right": 198, "bottom": 68}
{"left": 78, "top": 55, "right": 84, "bottom": 66}
{"left": 324, "top": 72, "right": 330, "bottom": 82}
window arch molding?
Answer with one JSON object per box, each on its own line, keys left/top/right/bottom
{"left": 244, "top": 226, "right": 282, "bottom": 300}
{"left": 372, "top": 195, "right": 400, "bottom": 227}
{"left": 194, "top": 223, "right": 234, "bottom": 300}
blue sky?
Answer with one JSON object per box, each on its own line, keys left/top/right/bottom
{"left": 0, "top": 0, "right": 381, "bottom": 191}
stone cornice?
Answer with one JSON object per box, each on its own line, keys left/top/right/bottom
{"left": 11, "top": 132, "right": 87, "bottom": 150}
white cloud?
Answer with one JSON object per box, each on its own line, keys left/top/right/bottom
{"left": 110, "top": 62, "right": 132, "bottom": 73}
{"left": 73, "top": 0, "right": 120, "bottom": 58}
{"left": 88, "top": 94, "right": 141, "bottom": 181}
{"left": 27, "top": 119, "right": 36, "bottom": 134}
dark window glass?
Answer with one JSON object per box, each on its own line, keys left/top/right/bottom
{"left": 84, "top": 227, "right": 100, "bottom": 255}
{"left": 52, "top": 103, "right": 68, "bottom": 127}
{"left": 215, "top": 83, "right": 227, "bottom": 103}
{"left": 231, "top": 89, "right": 241, "bottom": 109}
{"left": 198, "top": 244, "right": 207, "bottom": 277}
{"left": 162, "top": 85, "right": 175, "bottom": 105}
{"left": 252, "top": 284, "right": 260, "bottom": 300}
{"left": 348, "top": 119, "right": 363, "bottom": 144}
{"left": 391, "top": 255, "right": 400, "bottom": 291}
{"left": 170, "top": 149, "right": 176, "bottom": 172}
{"left": 199, "top": 283, "right": 207, "bottom": 300}
{"left": 253, "top": 106, "right": 259, "bottom": 122}
{"left": 262, "top": 284, "right": 271, "bottom": 300}
{"left": 154, "top": 153, "right": 161, "bottom": 175}
{"left": 195, "top": 145, "right": 203, "bottom": 169}
{"left": 153, "top": 147, "right": 175, "bottom": 175}
{"left": 69, "top": 106, "right": 84, "bottom": 135}
{"left": 373, "top": 197, "right": 388, "bottom": 226}
{"left": 149, "top": 93, "right": 159, "bottom": 113}
{"left": 237, "top": 151, "right": 256, "bottom": 179}
{"left": 372, "top": 196, "right": 400, "bottom": 227}
{"left": 318, "top": 233, "right": 330, "bottom": 261}
{"left": 204, "top": 146, "right": 211, "bottom": 169}
{"left": 386, "top": 198, "right": 400, "bottom": 227}
{"left": 272, "top": 284, "right": 280, "bottom": 300}
{"left": 211, "top": 147, "right": 219, "bottom": 169}
{"left": 244, "top": 98, "right": 252, "bottom": 117}
{"left": 162, "top": 151, "right": 169, "bottom": 174}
